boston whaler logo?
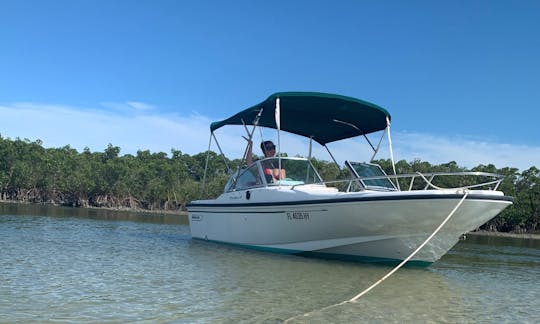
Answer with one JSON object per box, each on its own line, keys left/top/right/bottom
{"left": 191, "top": 214, "right": 203, "bottom": 221}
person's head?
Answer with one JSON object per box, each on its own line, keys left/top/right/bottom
{"left": 260, "top": 141, "right": 276, "bottom": 157}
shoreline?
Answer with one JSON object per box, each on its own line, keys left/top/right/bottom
{"left": 0, "top": 199, "right": 188, "bottom": 216}
{"left": 84, "top": 205, "right": 188, "bottom": 216}
{"left": 468, "top": 230, "right": 540, "bottom": 240}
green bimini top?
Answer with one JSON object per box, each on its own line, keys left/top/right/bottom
{"left": 210, "top": 92, "right": 391, "bottom": 145}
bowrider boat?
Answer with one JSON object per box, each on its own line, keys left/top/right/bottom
{"left": 187, "top": 92, "right": 513, "bottom": 265}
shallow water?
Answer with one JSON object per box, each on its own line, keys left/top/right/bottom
{"left": 1, "top": 203, "right": 539, "bottom": 323}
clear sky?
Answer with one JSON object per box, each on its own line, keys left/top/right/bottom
{"left": 1, "top": 0, "right": 539, "bottom": 171}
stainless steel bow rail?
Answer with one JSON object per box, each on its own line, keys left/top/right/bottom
{"left": 290, "top": 171, "right": 504, "bottom": 192}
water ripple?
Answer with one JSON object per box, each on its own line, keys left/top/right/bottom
{"left": 1, "top": 207, "right": 539, "bottom": 323}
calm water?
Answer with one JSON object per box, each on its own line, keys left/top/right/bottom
{"left": 1, "top": 203, "right": 539, "bottom": 323}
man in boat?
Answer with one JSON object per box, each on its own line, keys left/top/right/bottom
{"left": 245, "top": 140, "right": 286, "bottom": 182}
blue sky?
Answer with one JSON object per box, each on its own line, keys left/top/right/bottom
{"left": 1, "top": 0, "right": 539, "bottom": 171}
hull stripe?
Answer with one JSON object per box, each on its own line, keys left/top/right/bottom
{"left": 187, "top": 193, "right": 513, "bottom": 209}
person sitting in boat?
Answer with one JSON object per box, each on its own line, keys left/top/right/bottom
{"left": 245, "top": 140, "right": 286, "bottom": 182}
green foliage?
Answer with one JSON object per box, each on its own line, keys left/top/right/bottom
{"left": 0, "top": 136, "right": 225, "bottom": 210}
{"left": 0, "top": 135, "right": 537, "bottom": 232}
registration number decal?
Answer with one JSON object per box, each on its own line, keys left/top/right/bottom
{"left": 286, "top": 211, "right": 310, "bottom": 220}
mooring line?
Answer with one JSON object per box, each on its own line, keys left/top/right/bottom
{"left": 284, "top": 190, "right": 469, "bottom": 322}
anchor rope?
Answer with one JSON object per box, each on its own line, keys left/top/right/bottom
{"left": 284, "top": 190, "right": 469, "bottom": 322}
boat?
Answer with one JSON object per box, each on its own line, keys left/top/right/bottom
{"left": 187, "top": 92, "right": 513, "bottom": 265}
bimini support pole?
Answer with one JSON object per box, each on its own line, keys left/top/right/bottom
{"left": 386, "top": 117, "right": 400, "bottom": 190}
{"left": 275, "top": 98, "right": 282, "bottom": 179}
{"left": 306, "top": 136, "right": 314, "bottom": 183}
{"left": 370, "top": 127, "right": 388, "bottom": 162}
{"left": 240, "top": 108, "right": 263, "bottom": 166}
{"left": 333, "top": 119, "right": 376, "bottom": 152}
{"left": 324, "top": 145, "right": 340, "bottom": 169}
{"left": 200, "top": 132, "right": 213, "bottom": 198}
{"left": 211, "top": 132, "right": 230, "bottom": 172}
{"left": 308, "top": 136, "right": 313, "bottom": 160}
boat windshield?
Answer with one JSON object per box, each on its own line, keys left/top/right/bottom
{"left": 346, "top": 161, "right": 397, "bottom": 191}
{"left": 258, "top": 157, "right": 323, "bottom": 186}
{"left": 224, "top": 157, "right": 323, "bottom": 192}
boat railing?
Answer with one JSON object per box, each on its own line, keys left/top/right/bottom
{"left": 292, "top": 171, "right": 505, "bottom": 192}
{"left": 367, "top": 171, "right": 504, "bottom": 191}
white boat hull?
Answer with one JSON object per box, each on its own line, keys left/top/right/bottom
{"left": 187, "top": 187, "right": 512, "bottom": 265}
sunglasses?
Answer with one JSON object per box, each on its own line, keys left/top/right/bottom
{"left": 265, "top": 145, "right": 276, "bottom": 150}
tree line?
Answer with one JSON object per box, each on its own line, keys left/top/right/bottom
{"left": 0, "top": 135, "right": 538, "bottom": 233}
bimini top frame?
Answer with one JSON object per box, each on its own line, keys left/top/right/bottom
{"left": 201, "top": 92, "right": 398, "bottom": 195}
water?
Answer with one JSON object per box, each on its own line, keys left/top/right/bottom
{"left": 1, "top": 203, "right": 539, "bottom": 323}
